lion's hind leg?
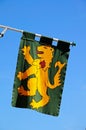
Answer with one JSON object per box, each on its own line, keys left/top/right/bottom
{"left": 18, "top": 86, "right": 29, "bottom": 96}
{"left": 30, "top": 94, "right": 50, "bottom": 109}
{"left": 30, "top": 86, "right": 50, "bottom": 109}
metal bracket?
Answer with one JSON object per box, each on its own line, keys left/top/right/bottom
{"left": 0, "top": 27, "right": 8, "bottom": 38}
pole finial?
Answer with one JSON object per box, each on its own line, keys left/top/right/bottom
{"left": 71, "top": 42, "right": 76, "bottom": 46}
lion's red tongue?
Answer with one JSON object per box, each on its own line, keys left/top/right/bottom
{"left": 37, "top": 51, "right": 44, "bottom": 54}
{"left": 39, "top": 60, "right": 46, "bottom": 68}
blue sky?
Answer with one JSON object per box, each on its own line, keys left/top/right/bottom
{"left": 0, "top": 0, "right": 86, "bottom": 130}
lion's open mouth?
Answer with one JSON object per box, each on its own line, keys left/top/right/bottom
{"left": 37, "top": 50, "right": 44, "bottom": 54}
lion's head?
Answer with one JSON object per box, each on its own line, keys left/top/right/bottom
{"left": 37, "top": 45, "right": 54, "bottom": 68}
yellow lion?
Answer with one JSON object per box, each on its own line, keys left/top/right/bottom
{"left": 17, "top": 45, "right": 66, "bottom": 109}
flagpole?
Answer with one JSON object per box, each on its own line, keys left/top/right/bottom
{"left": 0, "top": 24, "right": 76, "bottom": 46}
{"left": 0, "top": 25, "right": 23, "bottom": 33}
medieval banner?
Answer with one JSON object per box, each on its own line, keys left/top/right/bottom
{"left": 12, "top": 32, "right": 70, "bottom": 116}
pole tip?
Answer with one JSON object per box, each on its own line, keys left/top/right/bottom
{"left": 71, "top": 42, "right": 76, "bottom": 46}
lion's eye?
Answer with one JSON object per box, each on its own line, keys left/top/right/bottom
{"left": 44, "top": 47, "right": 47, "bottom": 49}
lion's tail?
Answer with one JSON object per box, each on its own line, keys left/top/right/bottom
{"left": 47, "top": 61, "right": 66, "bottom": 89}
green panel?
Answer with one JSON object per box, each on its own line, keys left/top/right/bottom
{"left": 12, "top": 32, "right": 70, "bottom": 116}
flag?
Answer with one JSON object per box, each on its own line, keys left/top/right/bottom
{"left": 12, "top": 32, "right": 70, "bottom": 116}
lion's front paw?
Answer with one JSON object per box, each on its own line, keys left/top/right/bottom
{"left": 17, "top": 72, "right": 23, "bottom": 80}
{"left": 22, "top": 46, "right": 30, "bottom": 56}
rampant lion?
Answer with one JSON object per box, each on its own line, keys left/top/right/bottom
{"left": 17, "top": 45, "right": 66, "bottom": 109}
